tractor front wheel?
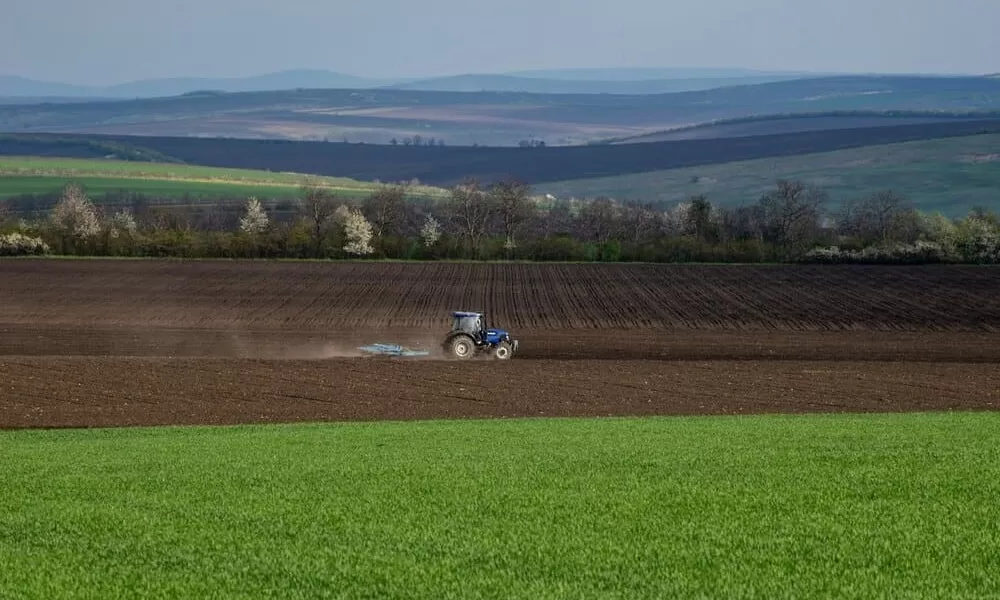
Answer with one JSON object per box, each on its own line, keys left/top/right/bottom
{"left": 494, "top": 342, "right": 513, "bottom": 360}
{"left": 448, "top": 336, "right": 475, "bottom": 360}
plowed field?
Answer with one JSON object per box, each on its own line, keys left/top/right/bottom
{"left": 4, "top": 260, "right": 1000, "bottom": 331}
{"left": 2, "top": 259, "right": 999, "bottom": 428}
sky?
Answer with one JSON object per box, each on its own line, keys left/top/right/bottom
{"left": 3, "top": 0, "right": 999, "bottom": 84}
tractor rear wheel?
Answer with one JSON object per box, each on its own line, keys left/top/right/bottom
{"left": 448, "top": 335, "right": 475, "bottom": 359}
{"left": 494, "top": 342, "right": 513, "bottom": 360}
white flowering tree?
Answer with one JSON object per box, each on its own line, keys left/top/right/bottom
{"left": 421, "top": 214, "right": 441, "bottom": 247}
{"left": 662, "top": 202, "right": 692, "bottom": 235}
{"left": 239, "top": 197, "right": 270, "bottom": 236}
{"left": 50, "top": 183, "right": 101, "bottom": 253}
{"left": 108, "top": 208, "right": 138, "bottom": 239}
{"left": 340, "top": 207, "right": 374, "bottom": 256}
{"left": 99, "top": 208, "right": 140, "bottom": 255}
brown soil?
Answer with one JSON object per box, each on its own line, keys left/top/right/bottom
{"left": 2, "top": 259, "right": 999, "bottom": 429}
{"left": 3, "top": 260, "right": 998, "bottom": 332}
{"left": 3, "top": 358, "right": 997, "bottom": 429}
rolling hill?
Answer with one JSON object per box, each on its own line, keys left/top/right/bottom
{"left": 0, "top": 70, "right": 393, "bottom": 99}
{"left": 0, "top": 155, "right": 447, "bottom": 202}
{"left": 602, "top": 113, "right": 995, "bottom": 143}
{"left": 0, "top": 67, "right": 822, "bottom": 99}
{"left": 537, "top": 133, "right": 1000, "bottom": 216}
{"left": 2, "top": 118, "right": 999, "bottom": 190}
{"left": 2, "top": 76, "right": 999, "bottom": 146}
{"left": 384, "top": 73, "right": 809, "bottom": 95}
{"left": 505, "top": 67, "right": 824, "bottom": 80}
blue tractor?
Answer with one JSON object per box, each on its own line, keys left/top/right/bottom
{"left": 443, "top": 311, "right": 519, "bottom": 360}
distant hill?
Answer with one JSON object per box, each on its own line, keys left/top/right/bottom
{"left": 505, "top": 67, "right": 826, "bottom": 81}
{"left": 386, "top": 73, "right": 810, "bottom": 95}
{"left": 0, "top": 76, "right": 96, "bottom": 98}
{"left": 3, "top": 119, "right": 999, "bottom": 189}
{"left": 105, "top": 70, "right": 393, "bottom": 98}
{"left": 0, "top": 70, "right": 391, "bottom": 99}
{"left": 0, "top": 96, "right": 117, "bottom": 105}
{"left": 2, "top": 75, "right": 1000, "bottom": 146}
{"left": 0, "top": 67, "right": 817, "bottom": 99}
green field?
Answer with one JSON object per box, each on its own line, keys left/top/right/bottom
{"left": 2, "top": 413, "right": 998, "bottom": 599}
{"left": 0, "top": 156, "right": 447, "bottom": 200}
{"left": 539, "top": 134, "right": 1000, "bottom": 216}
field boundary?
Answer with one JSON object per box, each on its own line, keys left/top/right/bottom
{"left": 4, "top": 255, "right": 1000, "bottom": 268}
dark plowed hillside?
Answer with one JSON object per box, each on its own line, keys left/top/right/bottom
{"left": 4, "top": 120, "right": 1000, "bottom": 185}
{"left": 2, "top": 260, "right": 999, "bottom": 332}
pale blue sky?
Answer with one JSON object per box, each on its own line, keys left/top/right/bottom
{"left": 3, "top": 0, "right": 998, "bottom": 84}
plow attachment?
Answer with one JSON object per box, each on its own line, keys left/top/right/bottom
{"left": 357, "top": 343, "right": 430, "bottom": 358}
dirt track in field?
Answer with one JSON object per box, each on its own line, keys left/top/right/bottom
{"left": 2, "top": 259, "right": 999, "bottom": 429}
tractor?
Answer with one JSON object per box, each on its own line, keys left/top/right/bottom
{"left": 443, "top": 311, "right": 519, "bottom": 360}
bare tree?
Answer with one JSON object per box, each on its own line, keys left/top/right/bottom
{"left": 839, "top": 190, "right": 915, "bottom": 243}
{"left": 533, "top": 198, "right": 575, "bottom": 238}
{"left": 619, "top": 200, "right": 658, "bottom": 245}
{"left": 362, "top": 184, "right": 406, "bottom": 239}
{"left": 720, "top": 204, "right": 765, "bottom": 242}
{"left": 0, "top": 199, "right": 10, "bottom": 225}
{"left": 300, "top": 186, "right": 339, "bottom": 256}
{"left": 578, "top": 197, "right": 618, "bottom": 243}
{"left": 445, "top": 179, "right": 494, "bottom": 257}
{"left": 488, "top": 177, "right": 534, "bottom": 252}
{"left": 197, "top": 198, "right": 232, "bottom": 232}
{"left": 686, "top": 194, "right": 721, "bottom": 243}
{"left": 145, "top": 207, "right": 191, "bottom": 233}
{"left": 758, "top": 180, "right": 827, "bottom": 255}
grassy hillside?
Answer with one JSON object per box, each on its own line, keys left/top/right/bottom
{"left": 3, "top": 413, "right": 999, "bottom": 598}
{"left": 538, "top": 134, "right": 1000, "bottom": 216}
{"left": 3, "top": 75, "right": 1000, "bottom": 146}
{"left": 0, "top": 156, "right": 447, "bottom": 200}
{"left": 3, "top": 119, "right": 998, "bottom": 189}
{"left": 605, "top": 112, "right": 996, "bottom": 143}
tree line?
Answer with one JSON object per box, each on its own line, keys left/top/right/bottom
{"left": 1, "top": 179, "right": 998, "bottom": 264}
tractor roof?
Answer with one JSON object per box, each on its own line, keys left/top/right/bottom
{"left": 452, "top": 311, "right": 483, "bottom": 317}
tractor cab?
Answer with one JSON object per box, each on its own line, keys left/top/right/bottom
{"left": 451, "top": 311, "right": 486, "bottom": 339}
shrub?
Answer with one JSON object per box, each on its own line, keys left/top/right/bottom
{"left": 0, "top": 232, "right": 50, "bottom": 256}
{"left": 954, "top": 218, "right": 1000, "bottom": 264}
{"left": 801, "top": 241, "right": 955, "bottom": 265}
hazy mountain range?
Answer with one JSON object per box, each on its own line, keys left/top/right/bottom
{"left": 0, "top": 67, "right": 851, "bottom": 99}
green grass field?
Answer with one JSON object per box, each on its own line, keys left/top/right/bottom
{"left": 0, "top": 156, "right": 447, "bottom": 200}
{"left": 539, "top": 134, "right": 1000, "bottom": 217}
{"left": 2, "top": 412, "right": 998, "bottom": 599}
